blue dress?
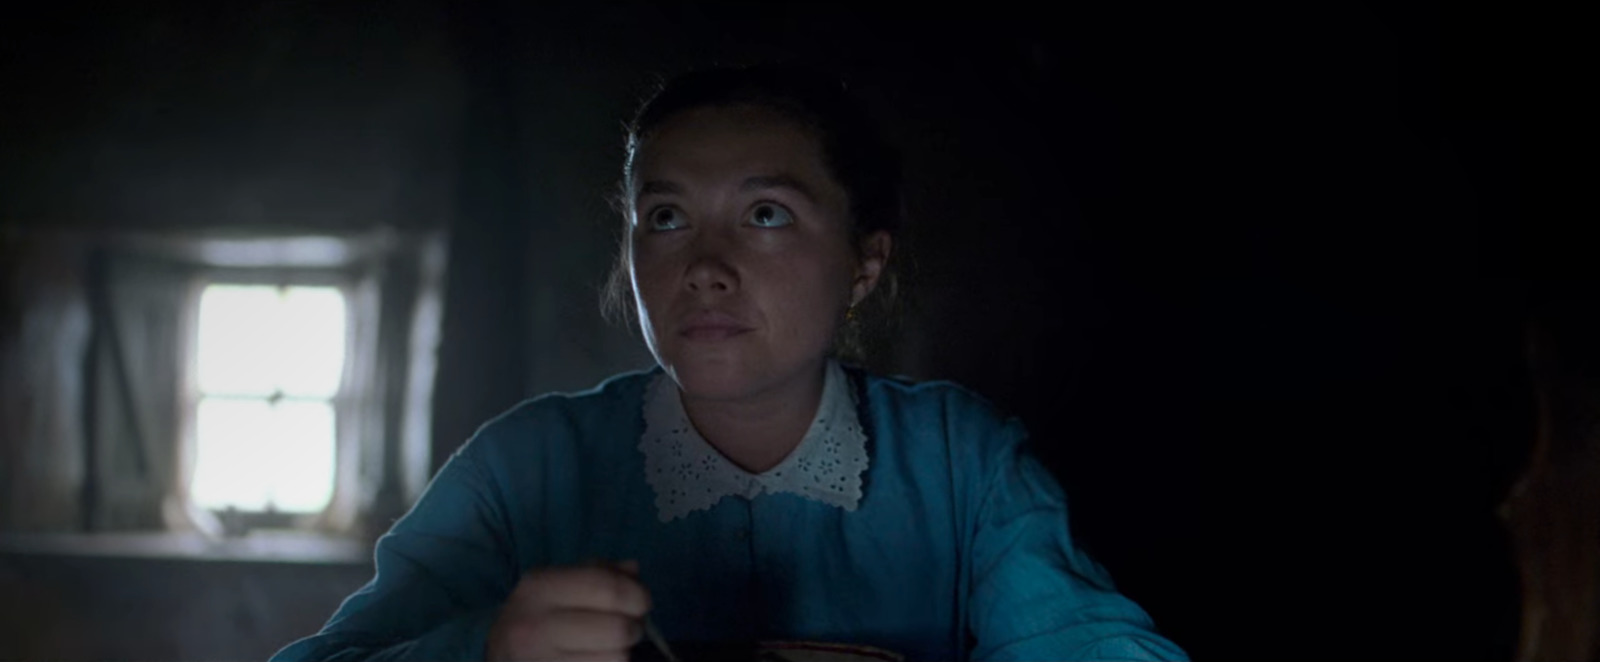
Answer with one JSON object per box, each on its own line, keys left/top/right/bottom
{"left": 271, "top": 366, "right": 1187, "bottom": 661}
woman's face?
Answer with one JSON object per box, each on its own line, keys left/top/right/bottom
{"left": 628, "top": 105, "right": 886, "bottom": 401}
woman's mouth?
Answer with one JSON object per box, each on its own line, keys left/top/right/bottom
{"left": 678, "top": 311, "right": 754, "bottom": 341}
{"left": 681, "top": 325, "right": 751, "bottom": 341}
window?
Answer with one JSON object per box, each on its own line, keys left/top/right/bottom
{"left": 189, "top": 284, "right": 348, "bottom": 515}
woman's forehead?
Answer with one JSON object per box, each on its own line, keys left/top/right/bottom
{"left": 633, "top": 105, "right": 836, "bottom": 192}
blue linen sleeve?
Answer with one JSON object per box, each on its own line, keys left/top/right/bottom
{"left": 270, "top": 438, "right": 520, "bottom": 662}
{"left": 967, "top": 420, "right": 1188, "bottom": 662}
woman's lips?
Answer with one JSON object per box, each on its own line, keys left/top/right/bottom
{"left": 678, "top": 311, "right": 753, "bottom": 341}
{"left": 681, "top": 325, "right": 751, "bottom": 341}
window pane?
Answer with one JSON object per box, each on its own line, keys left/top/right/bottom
{"left": 191, "top": 398, "right": 336, "bottom": 513}
{"left": 265, "top": 401, "right": 337, "bottom": 512}
{"left": 192, "top": 398, "right": 274, "bottom": 511}
{"left": 196, "top": 286, "right": 281, "bottom": 396}
{"left": 191, "top": 282, "right": 345, "bottom": 516}
{"left": 196, "top": 284, "right": 347, "bottom": 398}
{"left": 275, "top": 287, "right": 346, "bottom": 397}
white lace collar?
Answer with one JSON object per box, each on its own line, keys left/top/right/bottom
{"left": 639, "top": 360, "right": 870, "bottom": 522}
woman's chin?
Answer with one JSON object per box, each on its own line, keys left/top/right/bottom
{"left": 657, "top": 339, "right": 827, "bottom": 404}
{"left": 666, "top": 361, "right": 762, "bottom": 402}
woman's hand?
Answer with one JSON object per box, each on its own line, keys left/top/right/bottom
{"left": 486, "top": 560, "right": 653, "bottom": 662}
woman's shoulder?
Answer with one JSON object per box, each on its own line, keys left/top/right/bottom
{"left": 849, "top": 367, "right": 1032, "bottom": 492}
{"left": 850, "top": 365, "right": 1020, "bottom": 435}
{"left": 460, "top": 366, "right": 659, "bottom": 453}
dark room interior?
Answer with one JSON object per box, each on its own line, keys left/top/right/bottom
{"left": 1, "top": 2, "right": 1559, "bottom": 660}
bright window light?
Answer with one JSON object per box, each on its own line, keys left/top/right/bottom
{"left": 190, "top": 284, "right": 346, "bottom": 513}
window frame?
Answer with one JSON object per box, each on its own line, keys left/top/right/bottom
{"left": 180, "top": 266, "right": 364, "bottom": 534}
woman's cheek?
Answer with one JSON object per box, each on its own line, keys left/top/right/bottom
{"left": 776, "top": 260, "right": 847, "bottom": 335}
{"left": 629, "top": 253, "right": 672, "bottom": 320}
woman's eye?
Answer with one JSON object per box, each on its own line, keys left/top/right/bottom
{"left": 647, "top": 207, "right": 685, "bottom": 231}
{"left": 748, "top": 203, "right": 794, "bottom": 228}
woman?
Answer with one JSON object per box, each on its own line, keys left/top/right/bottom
{"left": 272, "top": 65, "right": 1187, "bottom": 662}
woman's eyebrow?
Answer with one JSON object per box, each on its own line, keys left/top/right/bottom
{"left": 636, "top": 180, "right": 683, "bottom": 198}
{"left": 637, "top": 175, "right": 816, "bottom": 202}
{"left": 740, "top": 174, "right": 816, "bottom": 202}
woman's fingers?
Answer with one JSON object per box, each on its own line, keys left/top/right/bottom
{"left": 537, "top": 654, "right": 629, "bottom": 662}
{"left": 487, "top": 562, "right": 654, "bottom": 661}
{"left": 497, "top": 608, "right": 642, "bottom": 654}
{"left": 537, "top": 609, "right": 645, "bottom": 653}
{"left": 520, "top": 565, "right": 652, "bottom": 617}
{"left": 490, "top": 605, "right": 644, "bottom": 660}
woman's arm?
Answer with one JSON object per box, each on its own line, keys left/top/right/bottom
{"left": 966, "top": 420, "right": 1188, "bottom": 662}
{"left": 271, "top": 439, "right": 520, "bottom": 661}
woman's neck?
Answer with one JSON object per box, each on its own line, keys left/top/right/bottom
{"left": 679, "top": 362, "right": 827, "bottom": 474}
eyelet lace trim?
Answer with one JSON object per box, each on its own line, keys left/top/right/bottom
{"left": 639, "top": 361, "right": 869, "bottom": 522}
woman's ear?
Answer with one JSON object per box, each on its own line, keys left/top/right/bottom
{"left": 851, "top": 231, "right": 893, "bottom": 306}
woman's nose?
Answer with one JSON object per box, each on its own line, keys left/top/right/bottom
{"left": 684, "top": 233, "right": 739, "bottom": 294}
{"left": 684, "top": 254, "right": 737, "bottom": 294}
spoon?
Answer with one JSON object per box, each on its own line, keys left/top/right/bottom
{"left": 643, "top": 615, "right": 679, "bottom": 662}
